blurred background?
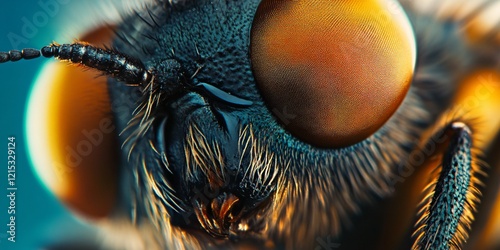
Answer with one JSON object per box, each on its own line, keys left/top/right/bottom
{"left": 0, "top": 0, "right": 499, "bottom": 249}
{"left": 0, "top": 1, "right": 97, "bottom": 249}
{"left": 0, "top": 1, "right": 152, "bottom": 249}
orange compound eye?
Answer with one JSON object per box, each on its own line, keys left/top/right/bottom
{"left": 251, "top": 0, "right": 416, "bottom": 148}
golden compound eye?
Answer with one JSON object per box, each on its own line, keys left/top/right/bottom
{"left": 251, "top": 0, "right": 416, "bottom": 148}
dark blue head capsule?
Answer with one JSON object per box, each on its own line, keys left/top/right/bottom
{"left": 1, "top": 0, "right": 463, "bottom": 249}
{"left": 107, "top": 0, "right": 279, "bottom": 242}
{"left": 104, "top": 0, "right": 423, "bottom": 247}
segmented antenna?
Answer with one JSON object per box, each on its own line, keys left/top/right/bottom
{"left": 0, "top": 43, "right": 152, "bottom": 86}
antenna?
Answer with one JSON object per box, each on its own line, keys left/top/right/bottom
{"left": 0, "top": 43, "right": 152, "bottom": 86}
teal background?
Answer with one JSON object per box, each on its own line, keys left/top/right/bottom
{"left": 0, "top": 1, "right": 85, "bottom": 249}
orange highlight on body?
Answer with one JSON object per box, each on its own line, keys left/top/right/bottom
{"left": 33, "top": 26, "right": 119, "bottom": 218}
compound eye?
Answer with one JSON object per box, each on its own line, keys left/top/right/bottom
{"left": 251, "top": 0, "right": 416, "bottom": 148}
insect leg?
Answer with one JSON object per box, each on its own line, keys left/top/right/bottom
{"left": 413, "top": 122, "right": 480, "bottom": 250}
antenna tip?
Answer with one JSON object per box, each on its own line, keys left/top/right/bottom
{"left": 0, "top": 52, "right": 9, "bottom": 63}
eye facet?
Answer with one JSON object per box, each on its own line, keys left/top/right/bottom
{"left": 251, "top": 0, "right": 416, "bottom": 148}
